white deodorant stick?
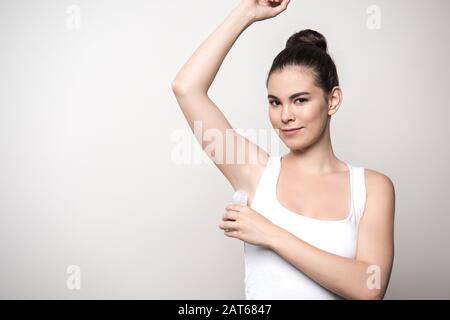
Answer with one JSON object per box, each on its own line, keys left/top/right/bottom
{"left": 231, "top": 190, "right": 248, "bottom": 206}
{"left": 225, "top": 191, "right": 248, "bottom": 231}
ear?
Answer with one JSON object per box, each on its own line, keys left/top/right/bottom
{"left": 327, "top": 86, "right": 343, "bottom": 116}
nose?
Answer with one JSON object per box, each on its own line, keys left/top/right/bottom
{"left": 280, "top": 104, "right": 295, "bottom": 123}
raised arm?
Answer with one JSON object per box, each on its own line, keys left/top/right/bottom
{"left": 171, "top": 1, "right": 290, "bottom": 196}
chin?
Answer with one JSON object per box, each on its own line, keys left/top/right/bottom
{"left": 283, "top": 136, "right": 311, "bottom": 149}
{"left": 281, "top": 138, "right": 302, "bottom": 148}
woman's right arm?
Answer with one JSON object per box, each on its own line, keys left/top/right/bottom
{"left": 171, "top": 1, "right": 290, "bottom": 196}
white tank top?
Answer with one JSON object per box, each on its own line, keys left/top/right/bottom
{"left": 245, "top": 155, "right": 367, "bottom": 299}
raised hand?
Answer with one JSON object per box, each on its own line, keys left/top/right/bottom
{"left": 239, "top": 0, "right": 291, "bottom": 23}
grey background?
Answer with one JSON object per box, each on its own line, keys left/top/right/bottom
{"left": 0, "top": 0, "right": 449, "bottom": 299}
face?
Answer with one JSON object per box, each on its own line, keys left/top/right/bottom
{"left": 267, "top": 66, "right": 341, "bottom": 150}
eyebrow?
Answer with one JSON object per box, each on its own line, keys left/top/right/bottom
{"left": 267, "top": 92, "right": 311, "bottom": 100}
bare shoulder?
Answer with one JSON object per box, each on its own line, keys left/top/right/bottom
{"left": 363, "top": 168, "right": 396, "bottom": 221}
{"left": 364, "top": 168, "right": 395, "bottom": 197}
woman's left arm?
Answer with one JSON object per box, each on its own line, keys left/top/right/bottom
{"left": 220, "top": 170, "right": 395, "bottom": 300}
{"left": 269, "top": 171, "right": 395, "bottom": 300}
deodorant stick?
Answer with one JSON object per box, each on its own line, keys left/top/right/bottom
{"left": 231, "top": 190, "right": 248, "bottom": 206}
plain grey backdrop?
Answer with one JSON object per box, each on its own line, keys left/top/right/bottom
{"left": 0, "top": 0, "right": 449, "bottom": 299}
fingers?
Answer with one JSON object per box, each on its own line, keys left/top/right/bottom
{"left": 268, "top": 0, "right": 287, "bottom": 7}
{"left": 225, "top": 204, "right": 242, "bottom": 212}
{"left": 218, "top": 220, "right": 238, "bottom": 231}
{"left": 223, "top": 229, "right": 240, "bottom": 238}
{"left": 274, "top": 0, "right": 290, "bottom": 12}
{"left": 268, "top": 0, "right": 279, "bottom": 6}
{"left": 269, "top": 0, "right": 289, "bottom": 12}
{"left": 223, "top": 210, "right": 239, "bottom": 221}
{"left": 221, "top": 205, "right": 243, "bottom": 235}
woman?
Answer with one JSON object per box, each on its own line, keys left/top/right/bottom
{"left": 171, "top": 0, "right": 395, "bottom": 300}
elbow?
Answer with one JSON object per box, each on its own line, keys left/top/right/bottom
{"left": 358, "top": 288, "right": 386, "bottom": 300}
{"left": 171, "top": 78, "right": 188, "bottom": 96}
{"left": 171, "top": 78, "right": 207, "bottom": 96}
{"left": 366, "top": 291, "right": 384, "bottom": 300}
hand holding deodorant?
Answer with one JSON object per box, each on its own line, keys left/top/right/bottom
{"left": 225, "top": 190, "right": 248, "bottom": 232}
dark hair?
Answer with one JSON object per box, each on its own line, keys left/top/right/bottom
{"left": 266, "top": 29, "right": 339, "bottom": 99}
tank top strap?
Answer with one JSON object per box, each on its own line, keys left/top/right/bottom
{"left": 348, "top": 164, "right": 367, "bottom": 226}
{"left": 249, "top": 155, "right": 280, "bottom": 210}
{"left": 268, "top": 155, "right": 282, "bottom": 194}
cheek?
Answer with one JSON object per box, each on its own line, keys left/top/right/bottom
{"left": 302, "top": 102, "right": 328, "bottom": 125}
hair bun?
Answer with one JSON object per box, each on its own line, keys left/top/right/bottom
{"left": 285, "top": 29, "right": 328, "bottom": 52}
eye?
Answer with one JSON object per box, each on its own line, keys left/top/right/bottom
{"left": 295, "top": 98, "right": 308, "bottom": 104}
{"left": 269, "top": 100, "right": 280, "bottom": 107}
{"left": 269, "top": 98, "right": 308, "bottom": 107}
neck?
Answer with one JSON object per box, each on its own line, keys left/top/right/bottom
{"left": 285, "top": 121, "right": 343, "bottom": 175}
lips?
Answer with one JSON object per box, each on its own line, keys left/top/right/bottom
{"left": 281, "top": 127, "right": 304, "bottom": 131}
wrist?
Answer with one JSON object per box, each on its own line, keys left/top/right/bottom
{"left": 267, "top": 226, "right": 286, "bottom": 251}
{"left": 233, "top": 4, "right": 256, "bottom": 26}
